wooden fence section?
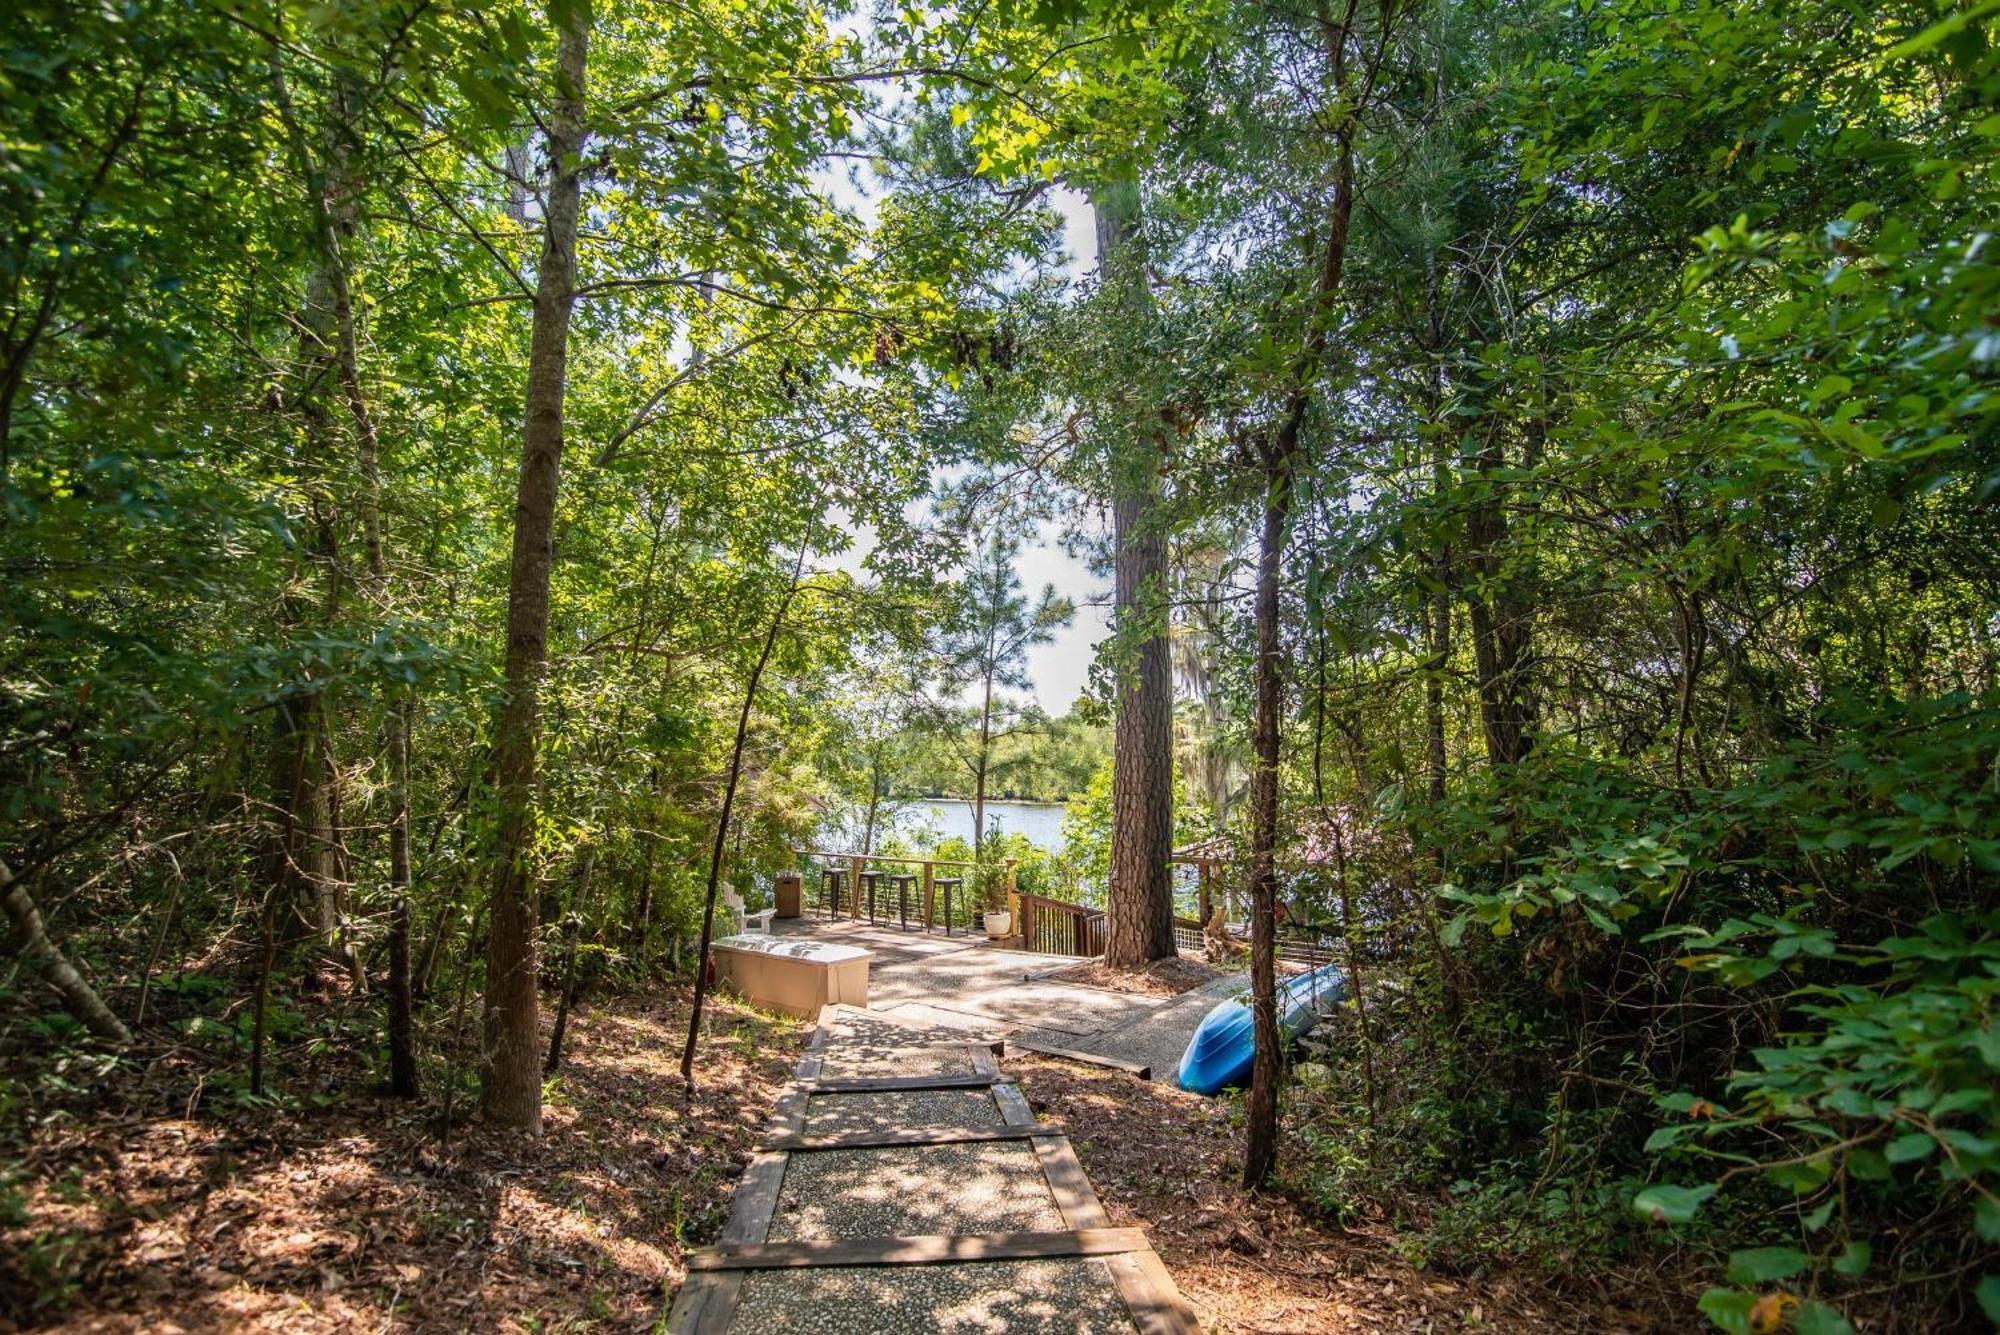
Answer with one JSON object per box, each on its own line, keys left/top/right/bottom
{"left": 1018, "top": 891, "right": 1105, "bottom": 958}
{"left": 1172, "top": 915, "right": 1337, "bottom": 968}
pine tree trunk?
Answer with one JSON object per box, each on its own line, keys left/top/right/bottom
{"left": 481, "top": 4, "right": 588, "bottom": 1134}
{"left": 1093, "top": 182, "right": 1179, "bottom": 968}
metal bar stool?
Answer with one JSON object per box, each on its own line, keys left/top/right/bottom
{"left": 933, "top": 877, "right": 962, "bottom": 936}
{"left": 858, "top": 870, "right": 882, "bottom": 922}
{"left": 820, "top": 866, "right": 847, "bottom": 918}
{"left": 889, "top": 873, "right": 917, "bottom": 930}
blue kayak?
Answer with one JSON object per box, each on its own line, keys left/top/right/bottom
{"left": 1176, "top": 963, "right": 1347, "bottom": 1095}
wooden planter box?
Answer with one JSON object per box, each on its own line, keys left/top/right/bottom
{"left": 710, "top": 934, "right": 872, "bottom": 1017}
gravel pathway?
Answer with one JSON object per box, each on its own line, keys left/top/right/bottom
{"left": 671, "top": 1001, "right": 1189, "bottom": 1333}
{"left": 817, "top": 1042, "right": 976, "bottom": 1079}
{"left": 768, "top": 1142, "right": 1065, "bottom": 1240}
{"left": 803, "top": 1089, "right": 1004, "bottom": 1136}
{"left": 822, "top": 1009, "right": 976, "bottom": 1048}
{"left": 732, "top": 1258, "right": 1133, "bottom": 1333}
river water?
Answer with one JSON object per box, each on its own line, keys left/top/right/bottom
{"left": 877, "top": 798, "right": 1068, "bottom": 852}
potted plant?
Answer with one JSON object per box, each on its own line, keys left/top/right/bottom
{"left": 977, "top": 859, "right": 1013, "bottom": 938}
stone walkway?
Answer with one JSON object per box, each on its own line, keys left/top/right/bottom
{"left": 668, "top": 1005, "right": 1198, "bottom": 1333}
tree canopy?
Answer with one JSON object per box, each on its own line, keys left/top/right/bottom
{"left": 2, "top": 0, "right": 1995, "bottom": 1327}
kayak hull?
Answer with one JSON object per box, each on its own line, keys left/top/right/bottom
{"left": 1176, "top": 963, "right": 1346, "bottom": 1095}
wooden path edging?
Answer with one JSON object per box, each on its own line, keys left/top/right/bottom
{"left": 1011, "top": 1038, "right": 1154, "bottom": 1080}
{"left": 667, "top": 1003, "right": 1198, "bottom": 1334}
{"left": 767, "top": 1122, "right": 1066, "bottom": 1152}
{"left": 690, "top": 1226, "right": 1152, "bottom": 1270}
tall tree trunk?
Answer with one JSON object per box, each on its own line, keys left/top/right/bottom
{"left": 1243, "top": 448, "right": 1295, "bottom": 1188}
{"left": 1094, "top": 180, "right": 1178, "bottom": 968}
{"left": 1245, "top": 0, "right": 1360, "bottom": 1184}
{"left": 0, "top": 861, "right": 131, "bottom": 1045}
{"left": 481, "top": 4, "right": 588, "bottom": 1134}
{"left": 294, "top": 65, "right": 419, "bottom": 1094}
{"left": 267, "top": 43, "right": 364, "bottom": 994}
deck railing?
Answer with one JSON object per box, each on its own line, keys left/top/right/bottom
{"left": 1017, "top": 892, "right": 1105, "bottom": 958}
{"left": 792, "top": 850, "right": 1011, "bottom": 933}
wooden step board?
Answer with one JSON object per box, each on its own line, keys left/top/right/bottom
{"left": 668, "top": 1003, "right": 1198, "bottom": 1334}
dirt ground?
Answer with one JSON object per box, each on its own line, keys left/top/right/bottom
{"left": 6, "top": 986, "right": 1694, "bottom": 1333}
{"left": 1010, "top": 1054, "right": 1686, "bottom": 1334}
{"left": 1, "top": 989, "right": 808, "bottom": 1333}
{"left": 1037, "top": 955, "right": 1225, "bottom": 998}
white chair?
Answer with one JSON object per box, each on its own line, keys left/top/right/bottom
{"left": 722, "top": 885, "right": 776, "bottom": 935}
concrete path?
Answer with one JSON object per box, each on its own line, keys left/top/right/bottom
{"left": 668, "top": 1005, "right": 1197, "bottom": 1333}
{"left": 769, "top": 915, "right": 1248, "bottom": 1084}
{"left": 1017, "top": 974, "right": 1248, "bottom": 1085}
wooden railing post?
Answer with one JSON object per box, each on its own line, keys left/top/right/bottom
{"left": 921, "top": 859, "right": 935, "bottom": 929}
{"left": 849, "top": 854, "right": 865, "bottom": 922}
{"left": 1004, "top": 858, "right": 1018, "bottom": 940}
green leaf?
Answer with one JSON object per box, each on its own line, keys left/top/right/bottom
{"left": 1832, "top": 1240, "right": 1870, "bottom": 1276}
{"left": 1696, "top": 1287, "right": 1758, "bottom": 1335}
{"left": 1793, "top": 1301, "right": 1856, "bottom": 1335}
{"left": 1725, "top": 1245, "right": 1809, "bottom": 1285}
{"left": 1979, "top": 1275, "right": 2000, "bottom": 1322}
{"left": 1885, "top": 0, "right": 2000, "bottom": 58}
{"left": 1976, "top": 1194, "right": 2000, "bottom": 1244}
{"left": 1634, "top": 1181, "right": 1718, "bottom": 1224}
{"left": 1884, "top": 1132, "right": 1935, "bottom": 1164}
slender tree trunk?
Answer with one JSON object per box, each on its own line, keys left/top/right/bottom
{"left": 1243, "top": 450, "right": 1295, "bottom": 1188}
{"left": 861, "top": 755, "right": 882, "bottom": 855}
{"left": 1094, "top": 180, "right": 1177, "bottom": 967}
{"left": 250, "top": 883, "right": 281, "bottom": 1095}
{"left": 481, "top": 4, "right": 588, "bottom": 1134}
{"left": 1328, "top": 823, "right": 1375, "bottom": 1125}
{"left": 296, "top": 67, "right": 419, "bottom": 1093}
{"left": 974, "top": 658, "right": 994, "bottom": 856}
{"left": 682, "top": 542, "right": 810, "bottom": 1090}
{"left": 545, "top": 849, "right": 595, "bottom": 1074}
{"left": 1422, "top": 257, "right": 1452, "bottom": 809}
{"left": 1245, "top": 2, "right": 1360, "bottom": 1183}
{"left": 385, "top": 697, "right": 418, "bottom": 1094}
{"left": 1463, "top": 430, "right": 1535, "bottom": 768}
{"left": 0, "top": 861, "right": 131, "bottom": 1045}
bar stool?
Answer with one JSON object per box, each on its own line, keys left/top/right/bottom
{"left": 889, "top": 873, "right": 918, "bottom": 929}
{"left": 933, "top": 876, "right": 962, "bottom": 936}
{"left": 820, "top": 866, "right": 847, "bottom": 918}
{"left": 858, "top": 870, "right": 882, "bottom": 922}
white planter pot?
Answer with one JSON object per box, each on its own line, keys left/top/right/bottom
{"left": 983, "top": 911, "right": 1012, "bottom": 939}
